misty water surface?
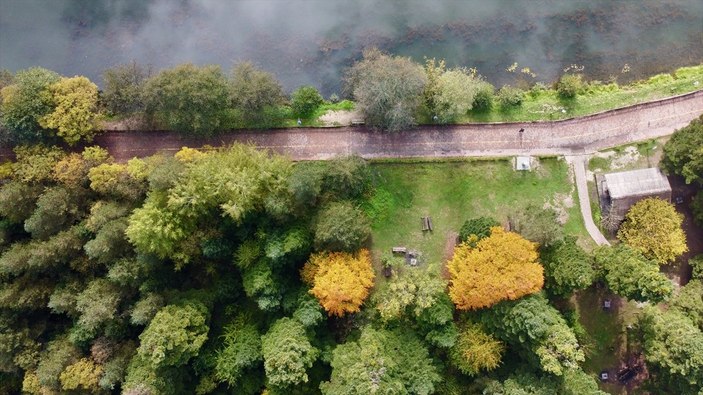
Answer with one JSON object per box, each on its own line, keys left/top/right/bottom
{"left": 1, "top": 0, "right": 701, "bottom": 95}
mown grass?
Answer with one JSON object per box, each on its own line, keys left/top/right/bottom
{"left": 457, "top": 65, "right": 703, "bottom": 123}
{"left": 363, "top": 158, "right": 591, "bottom": 282}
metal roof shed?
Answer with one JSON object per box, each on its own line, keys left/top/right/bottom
{"left": 602, "top": 167, "right": 671, "bottom": 220}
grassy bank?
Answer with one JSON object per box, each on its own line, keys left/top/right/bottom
{"left": 453, "top": 65, "right": 703, "bottom": 123}
{"left": 310, "top": 65, "right": 701, "bottom": 126}
{"left": 363, "top": 158, "right": 591, "bottom": 283}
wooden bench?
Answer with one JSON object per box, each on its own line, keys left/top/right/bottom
{"left": 392, "top": 247, "right": 407, "bottom": 254}
{"left": 421, "top": 216, "right": 433, "bottom": 232}
{"left": 351, "top": 119, "right": 365, "bottom": 126}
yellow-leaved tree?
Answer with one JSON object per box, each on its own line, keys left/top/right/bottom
{"left": 301, "top": 249, "right": 375, "bottom": 316}
{"left": 448, "top": 226, "right": 543, "bottom": 310}
{"left": 40, "top": 76, "right": 99, "bottom": 145}
{"left": 617, "top": 198, "right": 688, "bottom": 264}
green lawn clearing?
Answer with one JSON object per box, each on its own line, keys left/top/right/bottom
{"left": 363, "top": 157, "right": 592, "bottom": 283}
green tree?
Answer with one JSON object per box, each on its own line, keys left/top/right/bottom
{"left": 510, "top": 203, "right": 563, "bottom": 247}
{"left": 594, "top": 245, "right": 672, "bottom": 303}
{"left": 692, "top": 190, "right": 703, "bottom": 227}
{"left": 458, "top": 216, "right": 499, "bottom": 245}
{"left": 143, "top": 63, "right": 230, "bottom": 135}
{"left": 320, "top": 327, "right": 440, "bottom": 394}
{"left": 230, "top": 62, "right": 285, "bottom": 123}
{"left": 432, "top": 68, "right": 483, "bottom": 122}
{"left": 449, "top": 322, "right": 504, "bottom": 376}
{"left": 291, "top": 86, "right": 324, "bottom": 118}
{"left": 540, "top": 237, "right": 596, "bottom": 297}
{"left": 0, "top": 181, "right": 42, "bottom": 224}
{"left": 261, "top": 317, "right": 318, "bottom": 388}
{"left": 314, "top": 201, "right": 371, "bottom": 252}
{"left": 662, "top": 115, "right": 703, "bottom": 184}
{"left": 0, "top": 67, "right": 60, "bottom": 143}
{"left": 670, "top": 280, "right": 703, "bottom": 329}
{"left": 345, "top": 48, "right": 426, "bottom": 131}
{"left": 639, "top": 306, "right": 703, "bottom": 392}
{"left": 214, "top": 315, "right": 262, "bottom": 387}
{"left": 480, "top": 294, "right": 585, "bottom": 376}
{"left": 373, "top": 267, "right": 446, "bottom": 321}
{"left": 39, "top": 76, "right": 99, "bottom": 145}
{"left": 322, "top": 155, "right": 370, "bottom": 200}
{"left": 75, "top": 279, "right": 122, "bottom": 333}
{"left": 102, "top": 62, "right": 148, "bottom": 115}
{"left": 24, "top": 186, "right": 80, "bottom": 240}
{"left": 137, "top": 301, "right": 210, "bottom": 368}
{"left": 471, "top": 81, "right": 495, "bottom": 112}
{"left": 10, "top": 145, "right": 65, "bottom": 183}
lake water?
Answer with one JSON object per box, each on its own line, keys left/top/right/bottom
{"left": 0, "top": 0, "right": 701, "bottom": 95}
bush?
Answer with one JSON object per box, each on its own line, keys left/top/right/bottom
{"left": 497, "top": 85, "right": 524, "bottom": 108}
{"left": 472, "top": 82, "right": 494, "bottom": 112}
{"left": 556, "top": 74, "right": 584, "bottom": 99}
{"left": 291, "top": 86, "right": 324, "bottom": 119}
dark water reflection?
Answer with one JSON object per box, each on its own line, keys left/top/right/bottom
{"left": 0, "top": 0, "right": 701, "bottom": 95}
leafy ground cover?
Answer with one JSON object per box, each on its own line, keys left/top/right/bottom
{"left": 363, "top": 158, "right": 591, "bottom": 284}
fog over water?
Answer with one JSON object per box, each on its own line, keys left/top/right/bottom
{"left": 1, "top": 0, "right": 701, "bottom": 95}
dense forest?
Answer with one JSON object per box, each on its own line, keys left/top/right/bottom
{"left": 0, "top": 114, "right": 701, "bottom": 394}
{"left": 0, "top": 50, "right": 702, "bottom": 394}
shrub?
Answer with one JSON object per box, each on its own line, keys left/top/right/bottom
{"left": 556, "top": 74, "right": 584, "bottom": 99}
{"left": 472, "top": 82, "right": 494, "bottom": 111}
{"left": 291, "top": 86, "right": 324, "bottom": 119}
{"left": 497, "top": 85, "right": 524, "bottom": 108}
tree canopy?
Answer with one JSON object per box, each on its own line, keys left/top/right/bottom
{"left": 143, "top": 64, "right": 231, "bottom": 135}
{"left": 594, "top": 245, "right": 673, "bottom": 303}
{"left": 345, "top": 48, "right": 426, "bottom": 131}
{"left": 448, "top": 227, "right": 544, "bottom": 310}
{"left": 662, "top": 114, "right": 703, "bottom": 185}
{"left": 0, "top": 67, "right": 60, "bottom": 143}
{"left": 540, "top": 236, "right": 596, "bottom": 297}
{"left": 301, "top": 249, "right": 375, "bottom": 316}
{"left": 320, "top": 327, "right": 440, "bottom": 395}
{"left": 39, "top": 76, "right": 99, "bottom": 145}
{"left": 617, "top": 198, "right": 688, "bottom": 264}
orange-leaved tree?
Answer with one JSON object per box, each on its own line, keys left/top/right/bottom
{"left": 301, "top": 249, "right": 375, "bottom": 316}
{"left": 448, "top": 226, "right": 543, "bottom": 310}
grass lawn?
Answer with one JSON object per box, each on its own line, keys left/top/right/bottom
{"left": 363, "top": 157, "right": 592, "bottom": 284}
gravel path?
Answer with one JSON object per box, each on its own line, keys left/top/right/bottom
{"left": 567, "top": 155, "right": 610, "bottom": 246}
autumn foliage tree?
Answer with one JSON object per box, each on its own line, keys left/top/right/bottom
{"left": 301, "top": 249, "right": 375, "bottom": 316}
{"left": 617, "top": 198, "right": 687, "bottom": 264}
{"left": 448, "top": 227, "right": 544, "bottom": 310}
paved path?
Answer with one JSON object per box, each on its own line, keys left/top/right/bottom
{"left": 81, "top": 89, "right": 703, "bottom": 162}
{"left": 567, "top": 155, "right": 611, "bottom": 246}
{"left": 1, "top": 90, "right": 701, "bottom": 246}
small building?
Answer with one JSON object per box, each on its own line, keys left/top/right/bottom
{"left": 515, "top": 156, "right": 531, "bottom": 171}
{"left": 596, "top": 167, "right": 671, "bottom": 221}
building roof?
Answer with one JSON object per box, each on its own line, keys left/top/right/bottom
{"left": 604, "top": 168, "right": 671, "bottom": 200}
